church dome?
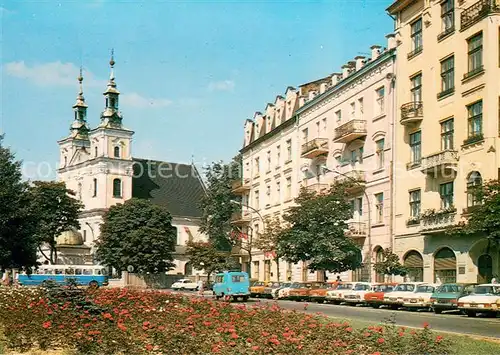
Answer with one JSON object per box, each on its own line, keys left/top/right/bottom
{"left": 56, "top": 229, "right": 84, "bottom": 246}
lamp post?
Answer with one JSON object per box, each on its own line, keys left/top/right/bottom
{"left": 321, "top": 165, "right": 372, "bottom": 283}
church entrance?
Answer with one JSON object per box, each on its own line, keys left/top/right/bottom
{"left": 478, "top": 254, "right": 493, "bottom": 283}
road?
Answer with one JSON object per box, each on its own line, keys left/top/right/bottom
{"left": 173, "top": 291, "right": 500, "bottom": 339}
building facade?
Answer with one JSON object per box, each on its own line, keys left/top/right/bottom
{"left": 55, "top": 57, "right": 207, "bottom": 276}
{"left": 235, "top": 36, "right": 397, "bottom": 283}
{"left": 388, "top": 0, "right": 500, "bottom": 283}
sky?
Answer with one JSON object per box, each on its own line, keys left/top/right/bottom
{"left": 0, "top": 0, "right": 394, "bottom": 180}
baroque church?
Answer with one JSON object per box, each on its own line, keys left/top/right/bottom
{"left": 54, "top": 55, "right": 207, "bottom": 276}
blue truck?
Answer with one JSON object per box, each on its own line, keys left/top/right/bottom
{"left": 212, "top": 271, "right": 250, "bottom": 301}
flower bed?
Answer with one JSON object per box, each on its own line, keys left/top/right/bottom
{"left": 0, "top": 287, "right": 450, "bottom": 354}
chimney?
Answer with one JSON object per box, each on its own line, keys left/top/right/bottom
{"left": 331, "top": 73, "right": 342, "bottom": 85}
{"left": 319, "top": 82, "right": 327, "bottom": 94}
{"left": 308, "top": 90, "right": 316, "bottom": 101}
{"left": 341, "top": 64, "right": 351, "bottom": 78}
{"left": 299, "top": 95, "right": 306, "bottom": 107}
{"left": 386, "top": 33, "right": 397, "bottom": 50}
{"left": 354, "top": 56, "right": 365, "bottom": 71}
{"left": 371, "top": 45, "right": 382, "bottom": 60}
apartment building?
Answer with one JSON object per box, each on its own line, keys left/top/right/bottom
{"left": 235, "top": 35, "right": 397, "bottom": 283}
{"left": 388, "top": 0, "right": 500, "bottom": 283}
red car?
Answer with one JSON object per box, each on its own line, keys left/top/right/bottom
{"left": 364, "top": 283, "right": 397, "bottom": 308}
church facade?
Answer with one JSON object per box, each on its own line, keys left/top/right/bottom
{"left": 55, "top": 56, "right": 207, "bottom": 276}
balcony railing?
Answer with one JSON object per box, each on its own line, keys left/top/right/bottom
{"left": 407, "top": 46, "right": 423, "bottom": 60}
{"left": 345, "top": 221, "right": 367, "bottom": 238}
{"left": 437, "top": 25, "right": 455, "bottom": 41}
{"left": 461, "top": 0, "right": 500, "bottom": 31}
{"left": 333, "top": 119, "right": 367, "bottom": 144}
{"left": 400, "top": 101, "right": 423, "bottom": 125}
{"left": 420, "top": 150, "right": 458, "bottom": 175}
{"left": 231, "top": 179, "right": 251, "bottom": 195}
{"left": 306, "top": 183, "right": 329, "bottom": 194}
{"left": 421, "top": 210, "right": 457, "bottom": 234}
{"left": 301, "top": 138, "right": 329, "bottom": 159}
{"left": 230, "top": 211, "right": 251, "bottom": 226}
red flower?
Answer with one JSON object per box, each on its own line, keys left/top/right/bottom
{"left": 231, "top": 332, "right": 239, "bottom": 339}
{"left": 252, "top": 346, "right": 260, "bottom": 351}
{"left": 42, "top": 321, "right": 51, "bottom": 329}
{"left": 117, "top": 322, "right": 127, "bottom": 331}
{"left": 377, "top": 338, "right": 385, "bottom": 344}
{"left": 145, "top": 344, "right": 153, "bottom": 351}
{"left": 103, "top": 313, "right": 113, "bottom": 320}
{"left": 399, "top": 332, "right": 404, "bottom": 337}
{"left": 423, "top": 322, "right": 430, "bottom": 329}
{"left": 246, "top": 338, "right": 253, "bottom": 343}
{"left": 345, "top": 327, "right": 353, "bottom": 332}
{"left": 436, "top": 335, "right": 444, "bottom": 343}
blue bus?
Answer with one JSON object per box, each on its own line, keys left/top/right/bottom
{"left": 17, "top": 265, "right": 109, "bottom": 287}
{"left": 213, "top": 271, "right": 250, "bottom": 301}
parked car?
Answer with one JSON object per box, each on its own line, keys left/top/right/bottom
{"left": 430, "top": 283, "right": 477, "bottom": 314}
{"left": 288, "top": 281, "right": 324, "bottom": 301}
{"left": 262, "top": 282, "right": 282, "bottom": 299}
{"left": 383, "top": 282, "right": 429, "bottom": 309}
{"left": 364, "top": 283, "right": 397, "bottom": 308}
{"left": 309, "top": 282, "right": 337, "bottom": 303}
{"left": 457, "top": 284, "right": 500, "bottom": 317}
{"left": 272, "top": 282, "right": 292, "bottom": 299}
{"left": 250, "top": 281, "right": 270, "bottom": 298}
{"left": 171, "top": 278, "right": 198, "bottom": 291}
{"left": 278, "top": 282, "right": 302, "bottom": 299}
{"left": 213, "top": 271, "right": 250, "bottom": 301}
{"left": 402, "top": 284, "right": 437, "bottom": 310}
{"left": 326, "top": 282, "right": 356, "bottom": 304}
{"left": 343, "top": 282, "right": 373, "bottom": 305}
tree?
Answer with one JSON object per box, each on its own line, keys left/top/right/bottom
{"left": 277, "top": 182, "right": 362, "bottom": 275}
{"left": 373, "top": 248, "right": 407, "bottom": 281}
{"left": 198, "top": 157, "right": 241, "bottom": 251}
{"left": 185, "top": 241, "right": 238, "bottom": 280}
{"left": 0, "top": 136, "right": 38, "bottom": 271}
{"left": 255, "top": 216, "right": 287, "bottom": 281}
{"left": 95, "top": 198, "right": 176, "bottom": 273}
{"left": 29, "top": 181, "right": 83, "bottom": 264}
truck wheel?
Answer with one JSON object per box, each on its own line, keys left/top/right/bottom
{"left": 89, "top": 280, "right": 99, "bottom": 289}
{"left": 317, "top": 300, "right": 324, "bottom": 304}
{"left": 466, "top": 311, "right": 476, "bottom": 317}
{"left": 433, "top": 308, "right": 442, "bottom": 314}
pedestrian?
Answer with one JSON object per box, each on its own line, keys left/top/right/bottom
{"left": 491, "top": 277, "right": 497, "bottom": 284}
{"left": 197, "top": 279, "right": 204, "bottom": 296}
{"left": 336, "top": 276, "right": 342, "bottom": 282}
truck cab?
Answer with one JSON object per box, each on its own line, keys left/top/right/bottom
{"left": 213, "top": 271, "right": 250, "bottom": 301}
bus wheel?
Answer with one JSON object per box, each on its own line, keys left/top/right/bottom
{"left": 89, "top": 280, "right": 99, "bottom": 289}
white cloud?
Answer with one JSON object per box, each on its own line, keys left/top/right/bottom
{"left": 121, "top": 92, "right": 172, "bottom": 109}
{"left": 0, "top": 7, "right": 14, "bottom": 15}
{"left": 208, "top": 80, "right": 235, "bottom": 92}
{"left": 3, "top": 61, "right": 105, "bottom": 87}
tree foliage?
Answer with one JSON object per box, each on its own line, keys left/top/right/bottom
{"left": 95, "top": 198, "right": 176, "bottom": 273}
{"left": 185, "top": 241, "right": 238, "bottom": 279}
{"left": 277, "top": 182, "right": 362, "bottom": 273}
{"left": 198, "top": 157, "right": 241, "bottom": 251}
{"left": 0, "top": 136, "right": 38, "bottom": 270}
{"left": 255, "top": 216, "right": 287, "bottom": 281}
{"left": 29, "top": 181, "right": 83, "bottom": 264}
{"left": 373, "top": 248, "right": 407, "bottom": 277}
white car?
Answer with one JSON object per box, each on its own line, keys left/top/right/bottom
{"left": 402, "top": 284, "right": 437, "bottom": 309}
{"left": 272, "top": 282, "right": 292, "bottom": 299}
{"left": 383, "top": 282, "right": 429, "bottom": 309}
{"left": 277, "top": 282, "right": 301, "bottom": 299}
{"left": 343, "top": 282, "right": 373, "bottom": 305}
{"left": 458, "top": 284, "right": 500, "bottom": 317}
{"left": 326, "top": 282, "right": 356, "bottom": 304}
{"left": 171, "top": 279, "right": 198, "bottom": 291}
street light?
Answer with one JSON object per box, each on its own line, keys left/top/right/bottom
{"left": 320, "top": 165, "right": 372, "bottom": 283}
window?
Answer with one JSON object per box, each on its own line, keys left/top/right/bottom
{"left": 322, "top": 118, "right": 327, "bottom": 132}
{"left": 276, "top": 181, "right": 281, "bottom": 204}
{"left": 276, "top": 145, "right": 281, "bottom": 168}
{"left": 440, "top": 0, "right": 454, "bottom": 35}
{"left": 410, "top": 74, "right": 422, "bottom": 102}
{"left": 439, "top": 182, "right": 454, "bottom": 209}
{"left": 266, "top": 185, "right": 271, "bottom": 205}
{"left": 92, "top": 178, "right": 97, "bottom": 197}
{"left": 83, "top": 230, "right": 87, "bottom": 243}
{"left": 410, "top": 18, "right": 423, "bottom": 55}
{"left": 255, "top": 157, "right": 260, "bottom": 175}
{"left": 441, "top": 118, "right": 454, "bottom": 150}
{"left": 231, "top": 275, "right": 245, "bottom": 283}
{"left": 409, "top": 189, "right": 421, "bottom": 218}
{"left": 286, "top": 140, "right": 292, "bottom": 161}
{"left": 376, "top": 139, "right": 385, "bottom": 169}
{"left": 358, "top": 97, "right": 364, "bottom": 116}
{"left": 285, "top": 177, "right": 292, "bottom": 200}
{"left": 350, "top": 102, "right": 356, "bottom": 118}
{"left": 302, "top": 128, "right": 309, "bottom": 143}
{"left": 375, "top": 193, "right": 384, "bottom": 223}
{"left": 467, "top": 33, "right": 483, "bottom": 75}
{"left": 409, "top": 131, "right": 422, "bottom": 165}
{"left": 375, "top": 87, "right": 385, "bottom": 114}
{"left": 467, "top": 171, "right": 482, "bottom": 207}
{"left": 114, "top": 146, "right": 120, "bottom": 158}
{"left": 358, "top": 147, "right": 364, "bottom": 163}
{"left": 316, "top": 121, "right": 320, "bottom": 136}
{"left": 266, "top": 151, "right": 271, "bottom": 172}
{"left": 113, "top": 178, "right": 122, "bottom": 198}
{"left": 467, "top": 101, "right": 483, "bottom": 138}
{"left": 351, "top": 197, "right": 363, "bottom": 217}
{"left": 335, "top": 110, "right": 342, "bottom": 122}
{"left": 350, "top": 150, "right": 358, "bottom": 164}
{"left": 94, "top": 146, "right": 98, "bottom": 157}
{"left": 440, "top": 56, "right": 454, "bottom": 95}
{"left": 110, "top": 97, "right": 116, "bottom": 108}
{"left": 254, "top": 190, "right": 260, "bottom": 209}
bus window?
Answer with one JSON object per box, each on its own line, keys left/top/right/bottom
{"left": 83, "top": 269, "right": 92, "bottom": 275}
{"left": 75, "top": 269, "right": 82, "bottom": 275}
{"left": 44, "top": 269, "right": 54, "bottom": 275}
{"left": 65, "top": 269, "right": 75, "bottom": 275}
{"left": 55, "top": 269, "right": 63, "bottom": 275}
{"left": 95, "top": 269, "right": 102, "bottom": 275}
{"left": 101, "top": 268, "right": 108, "bottom": 276}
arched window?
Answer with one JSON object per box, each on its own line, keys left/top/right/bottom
{"left": 403, "top": 250, "right": 424, "bottom": 282}
{"left": 94, "top": 146, "right": 98, "bottom": 157}
{"left": 114, "top": 146, "right": 120, "bottom": 158}
{"left": 375, "top": 247, "right": 385, "bottom": 283}
{"left": 110, "top": 97, "right": 116, "bottom": 108}
{"left": 92, "top": 178, "right": 97, "bottom": 197}
{"left": 467, "top": 171, "right": 482, "bottom": 207}
{"left": 184, "top": 262, "right": 193, "bottom": 276}
{"left": 434, "top": 247, "right": 456, "bottom": 283}
{"left": 113, "top": 178, "right": 122, "bottom": 198}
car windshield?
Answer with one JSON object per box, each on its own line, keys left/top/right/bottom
{"left": 436, "top": 284, "right": 462, "bottom": 293}
{"left": 289, "top": 283, "right": 302, "bottom": 289}
{"left": 474, "top": 286, "right": 500, "bottom": 295}
{"left": 254, "top": 282, "right": 264, "bottom": 286}
{"left": 337, "top": 283, "right": 353, "bottom": 290}
{"left": 416, "top": 285, "right": 434, "bottom": 293}
{"left": 374, "top": 285, "right": 394, "bottom": 292}
{"left": 394, "top": 284, "right": 415, "bottom": 292}
{"left": 282, "top": 283, "right": 291, "bottom": 287}
{"left": 354, "top": 284, "right": 371, "bottom": 291}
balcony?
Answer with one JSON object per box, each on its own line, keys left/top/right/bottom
{"left": 400, "top": 101, "right": 423, "bottom": 125}
{"left": 301, "top": 138, "right": 329, "bottom": 159}
{"left": 230, "top": 211, "right": 251, "bottom": 226}
{"left": 333, "top": 119, "right": 367, "bottom": 144}
{"left": 345, "top": 221, "right": 367, "bottom": 238}
{"left": 231, "top": 179, "right": 251, "bottom": 195}
{"left": 421, "top": 209, "right": 457, "bottom": 234}
{"left": 335, "top": 170, "right": 366, "bottom": 193}
{"left": 461, "top": 0, "right": 500, "bottom": 31}
{"left": 420, "top": 150, "right": 458, "bottom": 176}
{"left": 306, "top": 183, "right": 329, "bottom": 194}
